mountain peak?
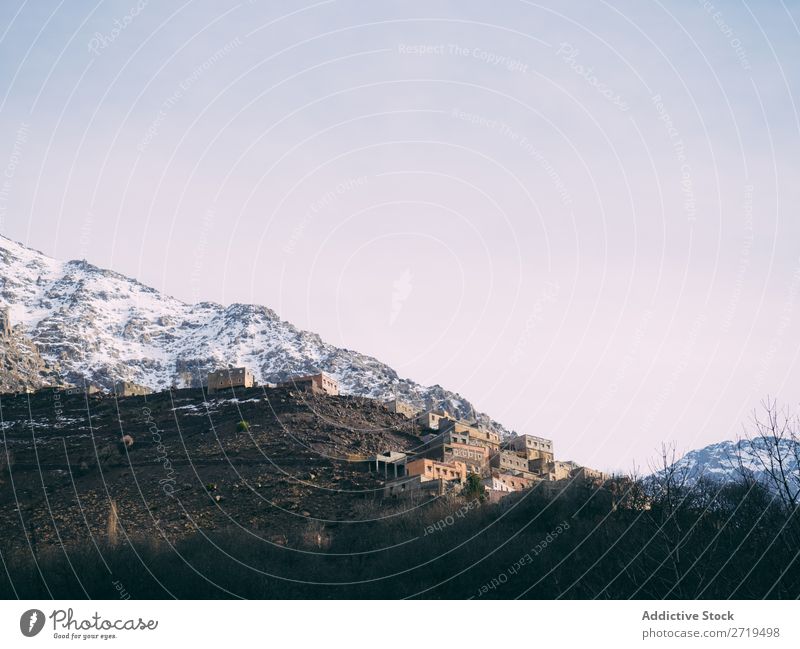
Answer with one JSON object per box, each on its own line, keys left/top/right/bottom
{"left": 0, "top": 234, "right": 510, "bottom": 437}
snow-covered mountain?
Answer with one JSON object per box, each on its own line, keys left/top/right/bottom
{"left": 661, "top": 438, "right": 799, "bottom": 489}
{"left": 0, "top": 234, "right": 509, "bottom": 435}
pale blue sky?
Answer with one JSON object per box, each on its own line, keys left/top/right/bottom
{"left": 1, "top": 0, "right": 799, "bottom": 471}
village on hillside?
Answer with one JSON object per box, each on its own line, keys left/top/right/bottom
{"left": 4, "top": 315, "right": 610, "bottom": 503}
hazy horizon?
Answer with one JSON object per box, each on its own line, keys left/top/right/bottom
{"left": 2, "top": 0, "right": 800, "bottom": 473}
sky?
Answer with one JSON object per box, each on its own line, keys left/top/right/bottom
{"left": 1, "top": 0, "right": 799, "bottom": 472}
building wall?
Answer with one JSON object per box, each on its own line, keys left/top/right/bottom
{"left": 385, "top": 400, "right": 417, "bottom": 418}
{"left": 444, "top": 442, "right": 489, "bottom": 476}
{"left": 483, "top": 471, "right": 537, "bottom": 493}
{"left": 114, "top": 382, "right": 152, "bottom": 397}
{"left": 383, "top": 476, "right": 445, "bottom": 499}
{"left": 510, "top": 434, "right": 554, "bottom": 455}
{"left": 208, "top": 367, "right": 254, "bottom": 393}
{"left": 516, "top": 447, "right": 555, "bottom": 463}
{"left": 419, "top": 410, "right": 453, "bottom": 430}
{"left": 490, "top": 450, "right": 530, "bottom": 474}
{"left": 281, "top": 373, "right": 339, "bottom": 396}
{"left": 64, "top": 385, "right": 101, "bottom": 395}
{"left": 529, "top": 459, "right": 574, "bottom": 481}
{"left": 406, "top": 458, "right": 467, "bottom": 484}
{"left": 571, "top": 466, "right": 608, "bottom": 482}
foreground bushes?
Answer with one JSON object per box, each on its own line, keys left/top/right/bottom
{"left": 1, "top": 477, "right": 798, "bottom": 599}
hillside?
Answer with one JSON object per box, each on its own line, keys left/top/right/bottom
{"left": 0, "top": 234, "right": 508, "bottom": 437}
{"left": 0, "top": 386, "right": 421, "bottom": 551}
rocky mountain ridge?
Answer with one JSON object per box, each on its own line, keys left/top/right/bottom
{"left": 0, "top": 234, "right": 509, "bottom": 436}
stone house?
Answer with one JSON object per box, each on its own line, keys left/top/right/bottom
{"left": 482, "top": 470, "right": 538, "bottom": 493}
{"left": 384, "top": 399, "right": 418, "bottom": 418}
{"left": 207, "top": 367, "right": 255, "bottom": 393}
{"left": 530, "top": 459, "right": 577, "bottom": 481}
{"left": 459, "top": 425, "right": 500, "bottom": 452}
{"left": 507, "top": 434, "right": 555, "bottom": 462}
{"left": 443, "top": 442, "right": 490, "bottom": 477}
{"left": 571, "top": 466, "right": 609, "bottom": 483}
{"left": 417, "top": 409, "right": 454, "bottom": 430}
{"left": 406, "top": 458, "right": 467, "bottom": 485}
{"left": 371, "top": 451, "right": 408, "bottom": 479}
{"left": 63, "top": 384, "right": 102, "bottom": 396}
{"left": 280, "top": 372, "right": 339, "bottom": 396}
{"left": 113, "top": 381, "right": 152, "bottom": 397}
{"left": 490, "top": 450, "right": 534, "bottom": 476}
{"left": 383, "top": 475, "right": 448, "bottom": 499}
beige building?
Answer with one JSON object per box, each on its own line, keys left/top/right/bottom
{"left": 383, "top": 475, "right": 448, "bottom": 499}
{"left": 482, "top": 470, "right": 538, "bottom": 493}
{"left": 64, "top": 384, "right": 102, "bottom": 396}
{"left": 417, "top": 409, "right": 454, "bottom": 430}
{"left": 571, "top": 466, "right": 609, "bottom": 483}
{"left": 461, "top": 425, "right": 500, "bottom": 452}
{"left": 207, "top": 367, "right": 255, "bottom": 393}
{"left": 385, "top": 399, "right": 418, "bottom": 418}
{"left": 421, "top": 429, "right": 490, "bottom": 476}
{"left": 406, "top": 458, "right": 467, "bottom": 485}
{"left": 508, "top": 434, "right": 554, "bottom": 460}
{"left": 444, "top": 442, "right": 489, "bottom": 477}
{"left": 530, "top": 459, "right": 577, "bottom": 481}
{"left": 372, "top": 451, "right": 408, "bottom": 479}
{"left": 113, "top": 381, "right": 152, "bottom": 397}
{"left": 280, "top": 372, "right": 339, "bottom": 396}
{"left": 490, "top": 450, "right": 533, "bottom": 476}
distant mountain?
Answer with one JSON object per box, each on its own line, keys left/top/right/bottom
{"left": 660, "top": 437, "right": 799, "bottom": 490}
{"left": 0, "top": 234, "right": 509, "bottom": 436}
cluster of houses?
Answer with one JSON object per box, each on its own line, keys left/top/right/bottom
{"left": 378, "top": 401, "right": 608, "bottom": 502}
{"left": 33, "top": 354, "right": 608, "bottom": 501}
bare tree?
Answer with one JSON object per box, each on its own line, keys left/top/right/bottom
{"left": 739, "top": 398, "right": 800, "bottom": 510}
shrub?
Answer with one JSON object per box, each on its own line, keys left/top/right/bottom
{"left": 462, "top": 472, "right": 485, "bottom": 500}
{"left": 236, "top": 420, "right": 250, "bottom": 432}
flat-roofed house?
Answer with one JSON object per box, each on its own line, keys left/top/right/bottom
{"left": 0, "top": 306, "right": 11, "bottom": 338}
{"left": 207, "top": 367, "right": 255, "bottom": 393}
{"left": 383, "top": 475, "right": 448, "bottom": 499}
{"left": 406, "top": 458, "right": 467, "bottom": 485}
{"left": 490, "top": 450, "right": 534, "bottom": 476}
{"left": 530, "top": 459, "right": 577, "bottom": 481}
{"left": 461, "top": 425, "right": 501, "bottom": 452}
{"left": 482, "top": 470, "right": 539, "bottom": 494}
{"left": 63, "top": 384, "right": 102, "bottom": 396}
{"left": 280, "top": 372, "right": 339, "bottom": 396}
{"left": 444, "top": 442, "right": 490, "bottom": 477}
{"left": 507, "top": 434, "right": 555, "bottom": 462}
{"left": 371, "top": 451, "right": 408, "bottom": 479}
{"left": 571, "top": 466, "right": 609, "bottom": 483}
{"left": 417, "top": 409, "right": 454, "bottom": 431}
{"left": 385, "top": 399, "right": 418, "bottom": 419}
{"left": 113, "top": 381, "right": 152, "bottom": 397}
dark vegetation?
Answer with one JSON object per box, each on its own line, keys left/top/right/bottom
{"left": 0, "top": 390, "right": 798, "bottom": 599}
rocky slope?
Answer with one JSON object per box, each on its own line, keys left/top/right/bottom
{"left": 0, "top": 324, "right": 64, "bottom": 393}
{"left": 0, "top": 386, "right": 422, "bottom": 551}
{"left": 0, "top": 235, "right": 509, "bottom": 436}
